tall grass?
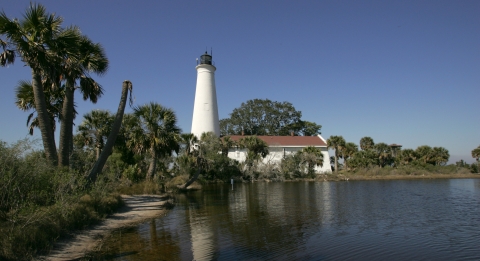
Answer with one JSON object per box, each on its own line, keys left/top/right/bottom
{"left": 0, "top": 139, "right": 123, "bottom": 260}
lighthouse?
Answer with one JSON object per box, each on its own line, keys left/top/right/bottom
{"left": 191, "top": 51, "right": 220, "bottom": 138}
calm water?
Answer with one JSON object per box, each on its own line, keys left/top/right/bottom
{"left": 99, "top": 179, "right": 480, "bottom": 261}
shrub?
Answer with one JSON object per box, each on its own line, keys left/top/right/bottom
{"left": 471, "top": 163, "right": 479, "bottom": 173}
{"left": 0, "top": 139, "right": 124, "bottom": 260}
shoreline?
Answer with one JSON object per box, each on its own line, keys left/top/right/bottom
{"left": 38, "top": 194, "right": 172, "bottom": 261}
{"left": 254, "top": 173, "right": 480, "bottom": 182}
{"left": 339, "top": 173, "right": 480, "bottom": 181}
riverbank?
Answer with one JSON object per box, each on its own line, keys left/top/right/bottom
{"left": 336, "top": 173, "right": 480, "bottom": 181}
{"left": 37, "top": 194, "right": 172, "bottom": 261}
{"left": 312, "top": 165, "right": 480, "bottom": 182}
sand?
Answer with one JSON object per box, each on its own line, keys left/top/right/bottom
{"left": 37, "top": 194, "right": 171, "bottom": 261}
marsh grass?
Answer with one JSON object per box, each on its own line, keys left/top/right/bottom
{"left": 342, "top": 164, "right": 473, "bottom": 180}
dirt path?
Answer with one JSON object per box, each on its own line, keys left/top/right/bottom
{"left": 37, "top": 194, "right": 172, "bottom": 261}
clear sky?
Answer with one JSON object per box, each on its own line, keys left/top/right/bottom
{"left": 1, "top": 0, "right": 479, "bottom": 163}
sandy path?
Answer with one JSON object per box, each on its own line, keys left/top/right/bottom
{"left": 37, "top": 194, "right": 172, "bottom": 261}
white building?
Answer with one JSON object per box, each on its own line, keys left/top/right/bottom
{"left": 226, "top": 134, "right": 332, "bottom": 173}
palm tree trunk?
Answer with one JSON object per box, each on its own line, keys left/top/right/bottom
{"left": 334, "top": 151, "right": 338, "bottom": 173}
{"left": 344, "top": 155, "right": 348, "bottom": 171}
{"left": 178, "top": 157, "right": 203, "bottom": 190}
{"left": 179, "top": 164, "right": 202, "bottom": 191}
{"left": 146, "top": 148, "right": 157, "bottom": 180}
{"left": 32, "top": 70, "right": 58, "bottom": 165}
{"left": 58, "top": 81, "right": 75, "bottom": 167}
{"left": 88, "top": 81, "right": 132, "bottom": 183}
{"left": 96, "top": 146, "right": 101, "bottom": 160}
{"left": 95, "top": 135, "right": 103, "bottom": 160}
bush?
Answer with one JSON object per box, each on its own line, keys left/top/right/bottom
{"left": 0, "top": 139, "right": 124, "bottom": 260}
{"left": 470, "top": 162, "right": 479, "bottom": 173}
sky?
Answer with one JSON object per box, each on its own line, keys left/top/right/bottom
{"left": 1, "top": 0, "right": 479, "bottom": 163}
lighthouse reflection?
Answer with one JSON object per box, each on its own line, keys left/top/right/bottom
{"left": 177, "top": 183, "right": 334, "bottom": 260}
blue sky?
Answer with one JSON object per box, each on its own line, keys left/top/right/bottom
{"left": 1, "top": 0, "right": 479, "bottom": 163}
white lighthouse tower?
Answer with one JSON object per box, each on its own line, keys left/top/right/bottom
{"left": 191, "top": 51, "right": 220, "bottom": 138}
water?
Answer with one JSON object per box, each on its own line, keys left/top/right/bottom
{"left": 99, "top": 179, "right": 480, "bottom": 260}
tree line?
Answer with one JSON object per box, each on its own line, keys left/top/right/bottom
{"left": 327, "top": 135, "right": 480, "bottom": 173}
{"left": 70, "top": 106, "right": 327, "bottom": 182}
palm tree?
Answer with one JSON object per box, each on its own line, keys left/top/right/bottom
{"left": 359, "top": 136, "right": 374, "bottom": 151}
{"left": 14, "top": 80, "right": 66, "bottom": 135}
{"left": 132, "top": 102, "right": 181, "bottom": 179}
{"left": 0, "top": 38, "right": 14, "bottom": 65}
{"left": 1, "top": 4, "right": 81, "bottom": 165}
{"left": 432, "top": 147, "right": 449, "bottom": 166}
{"left": 179, "top": 133, "right": 199, "bottom": 157}
{"left": 177, "top": 132, "right": 216, "bottom": 190}
{"left": 342, "top": 142, "right": 358, "bottom": 170}
{"left": 88, "top": 80, "right": 133, "bottom": 183}
{"left": 396, "top": 149, "right": 417, "bottom": 165}
{"left": 298, "top": 146, "right": 324, "bottom": 176}
{"left": 374, "top": 142, "right": 393, "bottom": 167}
{"left": 238, "top": 136, "right": 269, "bottom": 166}
{"left": 114, "top": 113, "right": 142, "bottom": 165}
{"left": 472, "top": 145, "right": 480, "bottom": 162}
{"left": 416, "top": 145, "right": 434, "bottom": 165}
{"left": 76, "top": 110, "right": 113, "bottom": 160}
{"left": 327, "top": 135, "right": 345, "bottom": 173}
{"left": 220, "top": 136, "right": 236, "bottom": 156}
{"left": 58, "top": 34, "right": 108, "bottom": 167}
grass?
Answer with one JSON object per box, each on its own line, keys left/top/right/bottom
{"left": 0, "top": 191, "right": 123, "bottom": 260}
{"left": 337, "top": 164, "right": 477, "bottom": 181}
{"left": 0, "top": 140, "right": 124, "bottom": 260}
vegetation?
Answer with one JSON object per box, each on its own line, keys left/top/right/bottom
{"left": 87, "top": 80, "right": 133, "bottom": 183}
{"left": 0, "top": 139, "right": 123, "bottom": 260}
{"left": 1, "top": 4, "right": 109, "bottom": 167}
{"left": 1, "top": 3, "right": 69, "bottom": 164}
{"left": 58, "top": 33, "right": 108, "bottom": 167}
{"left": 472, "top": 145, "right": 480, "bottom": 162}
{"left": 323, "top": 135, "right": 479, "bottom": 176}
{"left": 76, "top": 110, "right": 114, "bottom": 160}
{"left": 327, "top": 135, "right": 345, "bottom": 173}
{"left": 131, "top": 102, "right": 181, "bottom": 180}
{"left": 219, "top": 98, "right": 322, "bottom": 136}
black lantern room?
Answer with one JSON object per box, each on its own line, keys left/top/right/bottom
{"left": 200, "top": 51, "right": 213, "bottom": 65}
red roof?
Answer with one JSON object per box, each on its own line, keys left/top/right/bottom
{"left": 227, "top": 135, "right": 327, "bottom": 147}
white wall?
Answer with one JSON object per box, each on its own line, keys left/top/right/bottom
{"left": 227, "top": 146, "right": 332, "bottom": 174}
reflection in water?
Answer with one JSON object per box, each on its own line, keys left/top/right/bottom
{"left": 101, "top": 179, "right": 480, "bottom": 261}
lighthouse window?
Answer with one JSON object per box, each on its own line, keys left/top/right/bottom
{"left": 204, "top": 103, "right": 210, "bottom": 111}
